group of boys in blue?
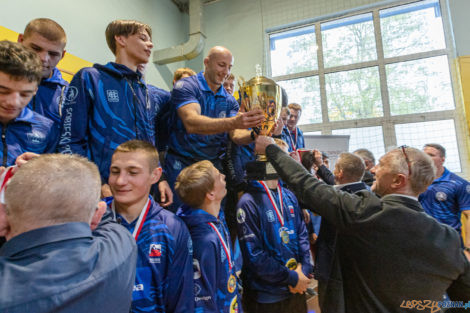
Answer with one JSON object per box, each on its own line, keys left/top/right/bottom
{"left": 105, "top": 196, "right": 194, "bottom": 313}
{"left": 419, "top": 167, "right": 470, "bottom": 235}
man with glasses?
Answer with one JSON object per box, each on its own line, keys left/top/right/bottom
{"left": 420, "top": 143, "right": 470, "bottom": 252}
{"left": 254, "top": 137, "right": 470, "bottom": 313}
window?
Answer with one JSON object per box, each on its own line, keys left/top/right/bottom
{"left": 269, "top": 0, "right": 465, "bottom": 172}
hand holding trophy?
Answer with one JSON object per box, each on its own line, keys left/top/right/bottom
{"left": 238, "top": 65, "right": 284, "bottom": 179}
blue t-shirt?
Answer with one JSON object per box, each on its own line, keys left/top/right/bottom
{"left": 167, "top": 71, "right": 239, "bottom": 162}
{"left": 419, "top": 168, "right": 470, "bottom": 233}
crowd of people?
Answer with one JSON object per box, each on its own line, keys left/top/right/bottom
{"left": 0, "top": 17, "right": 469, "bottom": 313}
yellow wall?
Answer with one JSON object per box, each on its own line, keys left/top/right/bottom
{"left": 458, "top": 55, "right": 470, "bottom": 245}
{"left": 0, "top": 25, "right": 92, "bottom": 82}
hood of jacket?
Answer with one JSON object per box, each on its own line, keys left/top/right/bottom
{"left": 93, "top": 62, "right": 143, "bottom": 80}
{"left": 176, "top": 204, "right": 219, "bottom": 228}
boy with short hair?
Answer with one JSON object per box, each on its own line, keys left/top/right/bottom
{"left": 0, "top": 40, "right": 58, "bottom": 166}
{"left": 58, "top": 20, "right": 172, "bottom": 204}
{"left": 18, "top": 18, "right": 68, "bottom": 127}
{"left": 236, "top": 139, "right": 312, "bottom": 313}
{"left": 175, "top": 160, "right": 241, "bottom": 313}
{"left": 106, "top": 140, "right": 193, "bottom": 313}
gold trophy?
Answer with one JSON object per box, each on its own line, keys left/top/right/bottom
{"left": 238, "top": 65, "right": 283, "bottom": 179}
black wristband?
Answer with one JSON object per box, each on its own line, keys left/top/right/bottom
{"left": 464, "top": 247, "right": 470, "bottom": 253}
{"left": 250, "top": 130, "right": 256, "bottom": 141}
{"left": 272, "top": 134, "right": 282, "bottom": 139}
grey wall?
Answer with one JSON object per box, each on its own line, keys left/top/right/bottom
{"left": 0, "top": 0, "right": 188, "bottom": 89}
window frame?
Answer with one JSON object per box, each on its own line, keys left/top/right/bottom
{"left": 265, "top": 0, "right": 468, "bottom": 175}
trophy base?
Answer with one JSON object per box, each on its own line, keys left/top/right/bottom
{"left": 245, "top": 159, "right": 279, "bottom": 181}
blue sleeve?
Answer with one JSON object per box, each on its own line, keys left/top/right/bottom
{"left": 236, "top": 196, "right": 299, "bottom": 287}
{"left": 166, "top": 222, "right": 194, "bottom": 313}
{"left": 171, "top": 79, "right": 199, "bottom": 110}
{"left": 297, "top": 129, "right": 305, "bottom": 149}
{"left": 457, "top": 179, "right": 470, "bottom": 212}
{"left": 193, "top": 236, "right": 220, "bottom": 312}
{"left": 58, "top": 69, "right": 92, "bottom": 156}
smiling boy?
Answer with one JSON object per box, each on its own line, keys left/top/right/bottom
{"left": 106, "top": 140, "right": 193, "bottom": 313}
{"left": 58, "top": 20, "right": 172, "bottom": 204}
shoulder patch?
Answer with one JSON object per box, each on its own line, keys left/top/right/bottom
{"left": 175, "top": 80, "right": 184, "bottom": 89}
{"left": 236, "top": 208, "right": 246, "bottom": 223}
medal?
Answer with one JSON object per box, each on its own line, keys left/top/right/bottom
{"left": 227, "top": 274, "right": 236, "bottom": 293}
{"left": 230, "top": 296, "right": 238, "bottom": 313}
{"left": 285, "top": 258, "right": 298, "bottom": 270}
{"left": 280, "top": 230, "right": 289, "bottom": 244}
{"left": 208, "top": 222, "right": 233, "bottom": 270}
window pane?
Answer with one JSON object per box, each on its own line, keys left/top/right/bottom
{"left": 305, "top": 131, "right": 322, "bottom": 135}
{"left": 395, "top": 119, "right": 461, "bottom": 172}
{"left": 326, "top": 66, "right": 382, "bottom": 121}
{"left": 380, "top": 0, "right": 445, "bottom": 58}
{"left": 270, "top": 26, "right": 317, "bottom": 77}
{"left": 278, "top": 76, "right": 322, "bottom": 124}
{"left": 321, "top": 13, "right": 377, "bottom": 68}
{"left": 332, "top": 126, "right": 385, "bottom": 160}
{"left": 386, "top": 56, "right": 454, "bottom": 115}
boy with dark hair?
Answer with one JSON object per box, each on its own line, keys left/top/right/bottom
{"left": 18, "top": 18, "right": 68, "bottom": 127}
{"left": 107, "top": 140, "right": 193, "bottom": 313}
{"left": 0, "top": 40, "right": 58, "bottom": 167}
{"left": 58, "top": 20, "right": 172, "bottom": 204}
{"left": 175, "top": 160, "right": 241, "bottom": 313}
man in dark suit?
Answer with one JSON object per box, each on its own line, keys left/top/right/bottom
{"left": 255, "top": 137, "right": 470, "bottom": 313}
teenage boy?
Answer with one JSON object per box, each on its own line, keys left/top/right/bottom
{"left": 236, "top": 139, "right": 312, "bottom": 313}
{"left": 175, "top": 160, "right": 241, "bottom": 313}
{"left": 58, "top": 20, "right": 172, "bottom": 205}
{"left": 18, "top": 18, "right": 68, "bottom": 128}
{"left": 106, "top": 140, "right": 193, "bottom": 313}
{"left": 281, "top": 103, "right": 304, "bottom": 153}
{"left": 0, "top": 40, "right": 58, "bottom": 167}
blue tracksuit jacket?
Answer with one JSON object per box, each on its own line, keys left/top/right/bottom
{"left": 27, "top": 67, "right": 68, "bottom": 129}
{"left": 58, "top": 62, "right": 164, "bottom": 182}
{"left": 281, "top": 127, "right": 305, "bottom": 152}
{"left": 106, "top": 196, "right": 194, "bottom": 313}
{"left": 177, "top": 205, "right": 242, "bottom": 313}
{"left": 236, "top": 180, "right": 313, "bottom": 303}
{"left": 0, "top": 107, "right": 58, "bottom": 166}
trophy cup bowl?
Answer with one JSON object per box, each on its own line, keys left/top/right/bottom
{"left": 238, "top": 75, "right": 283, "bottom": 180}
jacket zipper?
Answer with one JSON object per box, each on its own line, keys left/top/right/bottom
{"left": 2, "top": 126, "right": 7, "bottom": 167}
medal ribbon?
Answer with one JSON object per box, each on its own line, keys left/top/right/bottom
{"left": 112, "top": 198, "right": 151, "bottom": 241}
{"left": 258, "top": 181, "right": 284, "bottom": 226}
{"left": 208, "top": 222, "right": 232, "bottom": 270}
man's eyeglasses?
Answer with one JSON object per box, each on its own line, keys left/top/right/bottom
{"left": 399, "top": 145, "right": 412, "bottom": 176}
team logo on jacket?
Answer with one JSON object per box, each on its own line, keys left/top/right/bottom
{"left": 133, "top": 284, "right": 144, "bottom": 292}
{"left": 230, "top": 296, "right": 238, "bottom": 313}
{"left": 149, "top": 244, "right": 162, "bottom": 263}
{"left": 435, "top": 191, "right": 447, "bottom": 201}
{"left": 175, "top": 81, "right": 184, "bottom": 89}
{"left": 66, "top": 86, "right": 79, "bottom": 102}
{"left": 236, "top": 208, "right": 245, "bottom": 223}
{"left": 27, "top": 130, "right": 46, "bottom": 145}
{"left": 194, "top": 283, "right": 202, "bottom": 296}
{"left": 266, "top": 210, "right": 275, "bottom": 222}
{"left": 227, "top": 274, "right": 236, "bottom": 293}
{"left": 174, "top": 160, "right": 182, "bottom": 170}
{"left": 219, "top": 111, "right": 226, "bottom": 118}
{"left": 289, "top": 205, "right": 295, "bottom": 217}
{"left": 279, "top": 226, "right": 289, "bottom": 244}
{"left": 106, "top": 90, "right": 120, "bottom": 102}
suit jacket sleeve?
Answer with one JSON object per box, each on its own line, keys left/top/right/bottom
{"left": 266, "top": 144, "right": 380, "bottom": 231}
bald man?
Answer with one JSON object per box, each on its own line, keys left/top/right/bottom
{"left": 164, "top": 46, "right": 265, "bottom": 211}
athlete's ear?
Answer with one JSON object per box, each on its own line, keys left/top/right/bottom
{"left": 90, "top": 201, "right": 106, "bottom": 231}
{"left": 150, "top": 167, "right": 162, "bottom": 185}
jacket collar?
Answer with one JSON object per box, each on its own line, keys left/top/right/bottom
{"left": 41, "top": 67, "right": 68, "bottom": 86}
{"left": 381, "top": 194, "right": 423, "bottom": 212}
{"left": 196, "top": 71, "right": 227, "bottom": 97}
{"left": 0, "top": 222, "right": 92, "bottom": 257}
